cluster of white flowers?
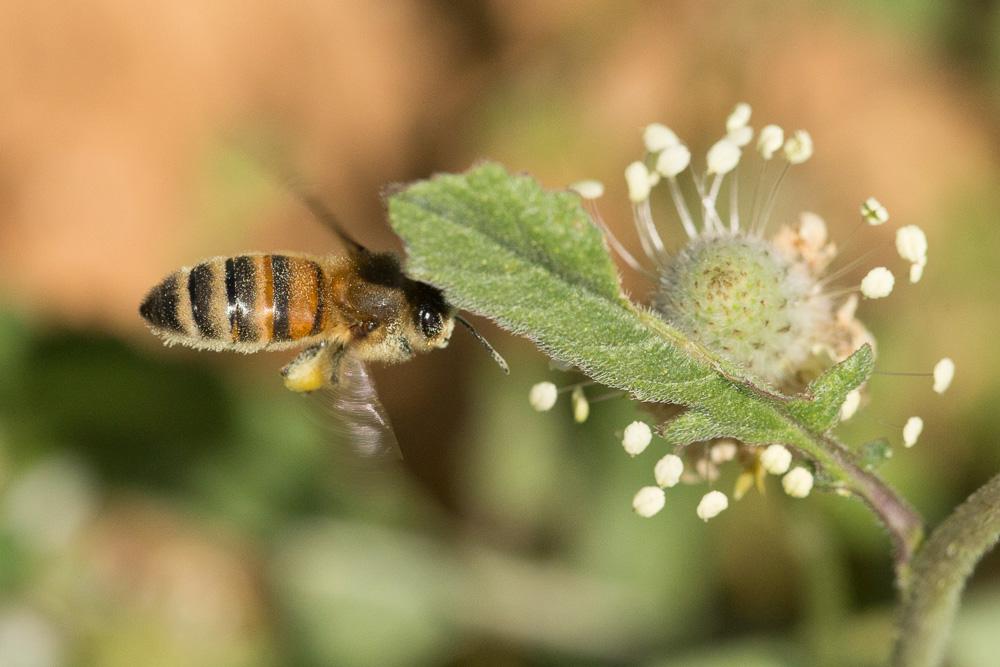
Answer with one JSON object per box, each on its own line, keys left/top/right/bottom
{"left": 537, "top": 102, "right": 955, "bottom": 523}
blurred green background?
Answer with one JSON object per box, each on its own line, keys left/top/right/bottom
{"left": 1, "top": 1, "right": 999, "bottom": 665}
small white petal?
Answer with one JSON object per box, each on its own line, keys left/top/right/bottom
{"left": 643, "top": 123, "right": 680, "bottom": 152}
{"left": 571, "top": 386, "right": 589, "bottom": 423}
{"left": 654, "top": 454, "right": 684, "bottom": 488}
{"left": 840, "top": 389, "right": 862, "bottom": 421}
{"left": 625, "top": 161, "right": 652, "bottom": 202}
{"left": 783, "top": 130, "right": 813, "bottom": 164}
{"left": 570, "top": 180, "right": 605, "bottom": 200}
{"left": 711, "top": 441, "right": 738, "bottom": 464}
{"left": 528, "top": 382, "right": 558, "bottom": 412}
{"left": 896, "top": 225, "right": 928, "bottom": 264}
{"left": 760, "top": 444, "right": 792, "bottom": 475}
{"left": 799, "top": 212, "right": 828, "bottom": 247}
{"left": 706, "top": 138, "right": 741, "bottom": 175}
{"left": 861, "top": 267, "right": 895, "bottom": 299}
{"left": 903, "top": 416, "right": 924, "bottom": 448}
{"left": 696, "top": 490, "right": 729, "bottom": 521}
{"left": 910, "top": 261, "right": 926, "bottom": 283}
{"left": 782, "top": 467, "right": 814, "bottom": 498}
{"left": 622, "top": 421, "right": 653, "bottom": 457}
{"left": 655, "top": 144, "right": 691, "bottom": 177}
{"left": 726, "top": 102, "right": 752, "bottom": 132}
{"left": 757, "top": 124, "right": 784, "bottom": 160}
{"left": 727, "top": 125, "right": 754, "bottom": 147}
{"left": 861, "top": 197, "right": 890, "bottom": 226}
{"left": 933, "top": 358, "right": 955, "bottom": 394}
{"left": 633, "top": 486, "right": 666, "bottom": 517}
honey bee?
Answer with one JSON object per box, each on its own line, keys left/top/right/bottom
{"left": 139, "top": 187, "right": 507, "bottom": 457}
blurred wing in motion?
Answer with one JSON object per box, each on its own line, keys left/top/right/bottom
{"left": 327, "top": 353, "right": 403, "bottom": 461}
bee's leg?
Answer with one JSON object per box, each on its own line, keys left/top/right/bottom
{"left": 281, "top": 342, "right": 344, "bottom": 393}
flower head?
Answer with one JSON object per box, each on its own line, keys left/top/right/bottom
{"left": 633, "top": 486, "right": 666, "bottom": 517}
{"left": 760, "top": 444, "right": 792, "bottom": 475}
{"left": 622, "top": 421, "right": 653, "bottom": 456}
{"left": 782, "top": 467, "right": 814, "bottom": 498}
{"left": 529, "top": 382, "right": 558, "bottom": 411}
{"left": 933, "top": 358, "right": 955, "bottom": 394}
{"left": 697, "top": 490, "right": 729, "bottom": 521}
{"left": 903, "top": 417, "right": 924, "bottom": 448}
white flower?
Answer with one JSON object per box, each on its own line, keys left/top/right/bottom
{"left": 528, "top": 382, "right": 558, "bottom": 412}
{"left": 903, "top": 416, "right": 924, "bottom": 448}
{"left": 726, "top": 102, "right": 752, "bottom": 132}
{"left": 896, "top": 225, "right": 928, "bottom": 264}
{"left": 622, "top": 421, "right": 653, "bottom": 456}
{"left": 711, "top": 440, "right": 738, "bottom": 463}
{"left": 760, "top": 444, "right": 792, "bottom": 475}
{"left": 654, "top": 454, "right": 684, "bottom": 488}
{"left": 571, "top": 386, "right": 590, "bottom": 423}
{"left": 782, "top": 467, "right": 814, "bottom": 498}
{"left": 696, "top": 490, "right": 729, "bottom": 521}
{"left": 706, "top": 138, "right": 741, "bottom": 175}
{"left": 910, "top": 260, "right": 926, "bottom": 284}
{"left": 757, "top": 124, "right": 784, "bottom": 159}
{"left": 933, "top": 358, "right": 955, "bottom": 394}
{"left": 655, "top": 144, "right": 691, "bottom": 178}
{"left": 633, "top": 486, "right": 666, "bottom": 517}
{"left": 727, "top": 125, "right": 754, "bottom": 147}
{"left": 861, "top": 267, "right": 895, "bottom": 299}
{"left": 643, "top": 123, "right": 680, "bottom": 152}
{"left": 840, "top": 389, "right": 862, "bottom": 421}
{"left": 570, "top": 180, "right": 605, "bottom": 200}
{"left": 783, "top": 130, "right": 813, "bottom": 164}
{"left": 625, "top": 161, "right": 653, "bottom": 202}
{"left": 861, "top": 197, "right": 890, "bottom": 226}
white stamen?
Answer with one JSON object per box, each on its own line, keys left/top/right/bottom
{"left": 696, "top": 490, "right": 729, "bottom": 521}
{"left": 666, "top": 173, "right": 699, "bottom": 240}
{"left": 706, "top": 138, "right": 741, "bottom": 175}
{"left": 571, "top": 386, "right": 590, "bottom": 423}
{"left": 896, "top": 225, "right": 928, "bottom": 264}
{"left": 625, "top": 161, "right": 653, "bottom": 203}
{"left": 570, "top": 180, "right": 605, "bottom": 200}
{"left": 933, "top": 358, "right": 955, "bottom": 394}
{"left": 903, "top": 416, "right": 924, "bottom": 448}
{"left": 760, "top": 444, "right": 792, "bottom": 475}
{"left": 726, "top": 102, "right": 752, "bottom": 132}
{"left": 783, "top": 130, "right": 813, "bottom": 164}
{"left": 633, "top": 486, "right": 666, "bottom": 517}
{"left": 840, "top": 389, "right": 862, "bottom": 421}
{"left": 711, "top": 440, "right": 738, "bottom": 464}
{"left": 643, "top": 123, "right": 680, "bottom": 153}
{"left": 655, "top": 144, "right": 691, "bottom": 178}
{"left": 861, "top": 197, "right": 890, "bottom": 226}
{"left": 757, "top": 124, "right": 784, "bottom": 160}
{"left": 782, "top": 467, "right": 814, "bottom": 498}
{"left": 654, "top": 454, "right": 684, "bottom": 488}
{"left": 910, "top": 260, "right": 926, "bottom": 283}
{"left": 529, "top": 382, "right": 558, "bottom": 412}
{"left": 622, "top": 421, "right": 653, "bottom": 456}
{"left": 727, "top": 125, "right": 754, "bottom": 147}
{"left": 860, "top": 267, "right": 895, "bottom": 299}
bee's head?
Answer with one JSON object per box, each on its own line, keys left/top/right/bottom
{"left": 403, "top": 279, "right": 508, "bottom": 373}
{"left": 404, "top": 280, "right": 455, "bottom": 353}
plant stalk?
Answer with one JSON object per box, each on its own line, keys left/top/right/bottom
{"left": 892, "top": 471, "right": 1000, "bottom": 667}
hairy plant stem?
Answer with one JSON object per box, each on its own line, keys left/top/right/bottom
{"left": 793, "top": 431, "right": 925, "bottom": 584}
{"left": 892, "top": 472, "right": 1000, "bottom": 667}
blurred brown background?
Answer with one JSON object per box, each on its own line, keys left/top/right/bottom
{"left": 1, "top": 1, "right": 999, "bottom": 665}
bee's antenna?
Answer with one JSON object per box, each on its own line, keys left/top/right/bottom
{"left": 455, "top": 315, "right": 509, "bottom": 374}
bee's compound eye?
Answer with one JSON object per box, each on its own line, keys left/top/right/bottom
{"left": 418, "top": 306, "right": 442, "bottom": 338}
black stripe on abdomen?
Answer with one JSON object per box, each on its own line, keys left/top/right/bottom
{"left": 311, "top": 263, "right": 325, "bottom": 335}
{"left": 271, "top": 255, "right": 291, "bottom": 341}
{"left": 225, "top": 256, "right": 257, "bottom": 342}
{"left": 139, "top": 273, "right": 184, "bottom": 333}
{"left": 188, "top": 262, "right": 218, "bottom": 338}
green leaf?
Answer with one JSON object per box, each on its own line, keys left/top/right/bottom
{"left": 388, "top": 164, "right": 862, "bottom": 463}
{"left": 786, "top": 345, "right": 874, "bottom": 433}
{"left": 657, "top": 410, "right": 727, "bottom": 448}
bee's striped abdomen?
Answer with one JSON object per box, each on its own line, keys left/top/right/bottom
{"left": 140, "top": 253, "right": 329, "bottom": 351}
